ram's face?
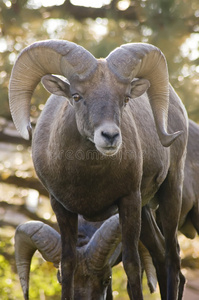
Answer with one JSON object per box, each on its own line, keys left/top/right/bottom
{"left": 57, "top": 248, "right": 112, "bottom": 300}
{"left": 73, "top": 266, "right": 112, "bottom": 300}
{"left": 41, "top": 60, "right": 150, "bottom": 157}
{"left": 69, "top": 61, "right": 131, "bottom": 156}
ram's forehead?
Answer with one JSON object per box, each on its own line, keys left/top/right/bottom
{"left": 96, "top": 59, "right": 131, "bottom": 83}
{"left": 70, "top": 59, "right": 131, "bottom": 95}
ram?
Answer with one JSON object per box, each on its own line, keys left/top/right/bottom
{"left": 9, "top": 40, "right": 188, "bottom": 300}
{"left": 14, "top": 214, "right": 157, "bottom": 300}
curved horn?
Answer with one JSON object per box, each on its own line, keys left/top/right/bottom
{"left": 85, "top": 214, "right": 121, "bottom": 270}
{"left": 106, "top": 43, "right": 182, "bottom": 147}
{"left": 9, "top": 40, "right": 97, "bottom": 140}
{"left": 15, "top": 221, "right": 61, "bottom": 300}
{"left": 139, "top": 241, "right": 157, "bottom": 293}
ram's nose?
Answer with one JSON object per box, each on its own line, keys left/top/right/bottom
{"left": 94, "top": 122, "right": 122, "bottom": 156}
{"left": 101, "top": 129, "right": 120, "bottom": 145}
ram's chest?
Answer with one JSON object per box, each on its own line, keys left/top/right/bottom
{"left": 38, "top": 143, "right": 169, "bottom": 218}
{"left": 35, "top": 128, "right": 169, "bottom": 217}
{"left": 46, "top": 157, "right": 136, "bottom": 217}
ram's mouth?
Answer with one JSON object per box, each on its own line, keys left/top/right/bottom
{"left": 96, "top": 145, "right": 120, "bottom": 156}
{"left": 87, "top": 137, "right": 120, "bottom": 156}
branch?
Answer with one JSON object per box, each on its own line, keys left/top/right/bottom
{"left": 0, "top": 131, "right": 31, "bottom": 146}
{"left": 10, "top": 0, "right": 139, "bottom": 23}
{"left": 0, "top": 247, "right": 15, "bottom": 266}
{"left": 0, "top": 173, "right": 48, "bottom": 197}
{"left": 55, "top": 1, "right": 138, "bottom": 20}
{"left": 8, "top": 0, "right": 198, "bottom": 40}
{"left": 0, "top": 201, "right": 58, "bottom": 230}
{"left": 0, "top": 118, "right": 31, "bottom": 146}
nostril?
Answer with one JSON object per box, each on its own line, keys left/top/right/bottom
{"left": 101, "top": 131, "right": 119, "bottom": 144}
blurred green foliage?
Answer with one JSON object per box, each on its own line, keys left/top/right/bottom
{"left": 0, "top": 226, "right": 60, "bottom": 300}
{"left": 0, "top": 253, "right": 61, "bottom": 300}
{"left": 0, "top": 254, "right": 22, "bottom": 300}
{"left": 0, "top": 226, "right": 61, "bottom": 299}
{"left": 29, "top": 257, "right": 61, "bottom": 299}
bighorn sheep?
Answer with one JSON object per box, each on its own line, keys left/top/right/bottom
{"left": 14, "top": 214, "right": 157, "bottom": 300}
{"left": 9, "top": 40, "right": 188, "bottom": 300}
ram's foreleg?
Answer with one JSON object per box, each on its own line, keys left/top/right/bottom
{"left": 157, "top": 166, "right": 185, "bottom": 300}
{"left": 118, "top": 191, "right": 143, "bottom": 300}
{"left": 51, "top": 196, "right": 78, "bottom": 300}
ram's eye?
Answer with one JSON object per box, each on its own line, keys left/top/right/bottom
{"left": 72, "top": 93, "right": 81, "bottom": 102}
{"left": 124, "top": 96, "right": 131, "bottom": 105}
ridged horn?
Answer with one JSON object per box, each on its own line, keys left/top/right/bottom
{"left": 9, "top": 39, "right": 97, "bottom": 140}
{"left": 139, "top": 241, "right": 157, "bottom": 293}
{"left": 106, "top": 43, "right": 182, "bottom": 147}
{"left": 15, "top": 221, "right": 61, "bottom": 300}
{"left": 85, "top": 214, "right": 121, "bottom": 270}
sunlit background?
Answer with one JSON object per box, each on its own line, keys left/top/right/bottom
{"left": 0, "top": 0, "right": 199, "bottom": 299}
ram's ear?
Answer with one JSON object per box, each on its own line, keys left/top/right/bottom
{"left": 130, "top": 78, "right": 150, "bottom": 98}
{"left": 41, "top": 74, "right": 71, "bottom": 97}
